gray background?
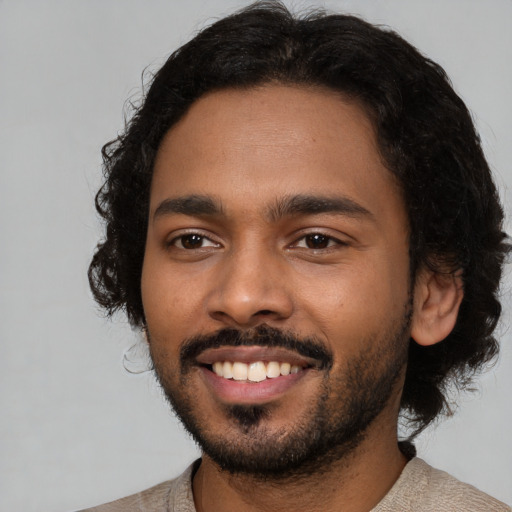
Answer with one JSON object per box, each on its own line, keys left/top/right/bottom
{"left": 1, "top": 1, "right": 510, "bottom": 510}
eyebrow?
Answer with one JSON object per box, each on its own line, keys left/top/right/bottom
{"left": 153, "top": 195, "right": 222, "bottom": 219}
{"left": 152, "top": 193, "right": 373, "bottom": 223}
{"left": 267, "top": 194, "right": 373, "bottom": 222}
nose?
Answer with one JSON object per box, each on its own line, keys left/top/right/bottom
{"left": 206, "top": 246, "right": 294, "bottom": 328}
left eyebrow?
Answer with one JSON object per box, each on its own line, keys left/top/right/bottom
{"left": 153, "top": 195, "right": 222, "bottom": 221}
{"left": 267, "top": 194, "right": 374, "bottom": 222}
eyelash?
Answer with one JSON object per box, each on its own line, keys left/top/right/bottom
{"left": 291, "top": 233, "right": 346, "bottom": 250}
{"left": 168, "top": 232, "right": 220, "bottom": 250}
{"left": 168, "top": 231, "right": 347, "bottom": 251}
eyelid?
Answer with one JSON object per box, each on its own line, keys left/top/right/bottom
{"left": 166, "top": 229, "right": 222, "bottom": 249}
{"left": 294, "top": 236, "right": 342, "bottom": 249}
{"left": 289, "top": 230, "right": 349, "bottom": 249}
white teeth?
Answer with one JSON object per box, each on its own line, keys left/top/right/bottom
{"left": 266, "top": 361, "right": 281, "bottom": 378}
{"left": 248, "top": 362, "right": 267, "bottom": 382}
{"left": 222, "top": 361, "right": 233, "bottom": 379}
{"left": 280, "top": 362, "right": 291, "bottom": 376}
{"left": 232, "top": 362, "right": 248, "bottom": 381}
{"left": 212, "top": 362, "right": 223, "bottom": 377}
{"left": 211, "top": 360, "right": 305, "bottom": 380}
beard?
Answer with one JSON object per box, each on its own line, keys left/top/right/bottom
{"left": 150, "top": 305, "right": 411, "bottom": 481}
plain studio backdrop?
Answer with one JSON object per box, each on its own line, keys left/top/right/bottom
{"left": 1, "top": 1, "right": 511, "bottom": 510}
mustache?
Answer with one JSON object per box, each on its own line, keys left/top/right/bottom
{"left": 180, "top": 324, "right": 333, "bottom": 370}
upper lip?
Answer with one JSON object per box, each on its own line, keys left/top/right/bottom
{"left": 195, "top": 346, "right": 318, "bottom": 367}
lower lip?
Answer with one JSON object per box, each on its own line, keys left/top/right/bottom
{"left": 199, "top": 366, "right": 311, "bottom": 404}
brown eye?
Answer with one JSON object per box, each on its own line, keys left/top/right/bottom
{"left": 173, "top": 234, "right": 218, "bottom": 249}
{"left": 305, "top": 233, "right": 330, "bottom": 249}
{"left": 180, "top": 234, "right": 204, "bottom": 249}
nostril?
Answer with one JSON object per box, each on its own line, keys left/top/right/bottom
{"left": 257, "top": 310, "right": 274, "bottom": 316}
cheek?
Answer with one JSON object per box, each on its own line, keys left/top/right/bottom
{"left": 141, "top": 254, "right": 197, "bottom": 339}
{"left": 142, "top": 250, "right": 233, "bottom": 352}
{"left": 296, "top": 255, "right": 409, "bottom": 340}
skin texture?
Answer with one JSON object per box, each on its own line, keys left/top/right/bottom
{"left": 141, "top": 85, "right": 463, "bottom": 512}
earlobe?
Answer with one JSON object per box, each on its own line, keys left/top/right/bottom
{"left": 410, "top": 267, "right": 464, "bottom": 347}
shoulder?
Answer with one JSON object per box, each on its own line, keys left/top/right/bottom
{"left": 374, "top": 457, "right": 511, "bottom": 512}
{"left": 75, "top": 461, "right": 198, "bottom": 512}
{"left": 75, "top": 479, "right": 174, "bottom": 512}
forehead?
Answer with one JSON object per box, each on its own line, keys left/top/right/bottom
{"left": 150, "top": 84, "right": 404, "bottom": 225}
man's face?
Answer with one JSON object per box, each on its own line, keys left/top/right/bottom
{"left": 141, "top": 85, "right": 412, "bottom": 477}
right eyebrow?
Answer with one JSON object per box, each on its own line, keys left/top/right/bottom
{"left": 153, "top": 195, "right": 222, "bottom": 221}
{"left": 267, "top": 194, "right": 374, "bottom": 222}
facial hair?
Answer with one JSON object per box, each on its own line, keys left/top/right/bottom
{"left": 150, "top": 307, "right": 411, "bottom": 481}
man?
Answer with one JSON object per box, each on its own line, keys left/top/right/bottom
{"left": 83, "top": 2, "right": 510, "bottom": 510}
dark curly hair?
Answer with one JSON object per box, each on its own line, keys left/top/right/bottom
{"left": 88, "top": 1, "right": 509, "bottom": 436}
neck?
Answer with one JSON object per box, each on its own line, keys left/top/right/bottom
{"left": 192, "top": 414, "right": 407, "bottom": 512}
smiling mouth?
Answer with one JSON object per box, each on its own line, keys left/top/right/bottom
{"left": 195, "top": 346, "right": 318, "bottom": 403}
{"left": 206, "top": 360, "right": 309, "bottom": 382}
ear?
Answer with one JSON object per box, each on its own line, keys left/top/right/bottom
{"left": 410, "top": 267, "right": 464, "bottom": 347}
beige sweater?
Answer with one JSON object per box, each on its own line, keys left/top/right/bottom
{"left": 78, "top": 458, "right": 510, "bottom": 511}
